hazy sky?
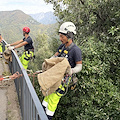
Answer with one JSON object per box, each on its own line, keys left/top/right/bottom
{"left": 0, "top": 0, "right": 54, "bottom": 14}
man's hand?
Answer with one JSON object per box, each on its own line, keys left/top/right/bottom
{"left": 5, "top": 44, "right": 10, "bottom": 48}
{"left": 8, "top": 46, "right": 15, "bottom": 50}
{"left": 9, "top": 71, "right": 22, "bottom": 80}
{"left": 69, "top": 69, "right": 73, "bottom": 76}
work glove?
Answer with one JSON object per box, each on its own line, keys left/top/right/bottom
{"left": 8, "top": 46, "right": 15, "bottom": 50}
{"left": 5, "top": 44, "right": 11, "bottom": 48}
{"left": 35, "top": 70, "right": 42, "bottom": 74}
{"left": 68, "top": 68, "right": 73, "bottom": 76}
{"left": 65, "top": 67, "right": 73, "bottom": 76}
{"left": 70, "top": 69, "right": 73, "bottom": 76}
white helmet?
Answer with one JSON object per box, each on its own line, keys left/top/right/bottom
{"left": 59, "top": 22, "right": 76, "bottom": 34}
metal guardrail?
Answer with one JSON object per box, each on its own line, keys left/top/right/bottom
{"left": 2, "top": 40, "right": 48, "bottom": 120}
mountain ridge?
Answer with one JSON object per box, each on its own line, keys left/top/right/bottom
{"left": 0, "top": 10, "right": 58, "bottom": 43}
{"left": 29, "top": 11, "right": 57, "bottom": 24}
{"left": 0, "top": 10, "right": 40, "bottom": 25}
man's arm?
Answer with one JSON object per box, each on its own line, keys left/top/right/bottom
{"left": 72, "top": 61, "right": 82, "bottom": 74}
{"left": 10, "top": 39, "right": 23, "bottom": 46}
{"left": 0, "top": 36, "right": 2, "bottom": 42}
{"left": 14, "top": 41, "right": 28, "bottom": 49}
{"left": 54, "top": 52, "right": 59, "bottom": 56}
{"left": 8, "top": 41, "right": 28, "bottom": 50}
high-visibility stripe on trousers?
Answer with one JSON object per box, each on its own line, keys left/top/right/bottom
{"left": 19, "top": 50, "right": 34, "bottom": 69}
{"left": 42, "top": 84, "right": 65, "bottom": 117}
{"left": 0, "top": 43, "right": 3, "bottom": 53}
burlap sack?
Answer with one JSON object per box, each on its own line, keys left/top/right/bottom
{"left": 38, "top": 57, "right": 71, "bottom": 96}
{"left": 3, "top": 49, "right": 12, "bottom": 61}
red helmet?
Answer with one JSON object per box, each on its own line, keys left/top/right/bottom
{"left": 23, "top": 27, "right": 30, "bottom": 33}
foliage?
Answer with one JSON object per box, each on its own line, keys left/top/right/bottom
{"left": 52, "top": 36, "right": 120, "bottom": 120}
{"left": 28, "top": 33, "right": 53, "bottom": 71}
{"left": 42, "top": 0, "right": 120, "bottom": 120}
{"left": 44, "top": 0, "right": 120, "bottom": 40}
{"left": 49, "top": 35, "right": 61, "bottom": 53}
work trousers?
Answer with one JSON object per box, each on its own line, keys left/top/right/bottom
{"left": 42, "top": 84, "right": 65, "bottom": 119}
{"left": 19, "top": 50, "right": 34, "bottom": 69}
{"left": 0, "top": 43, "right": 3, "bottom": 53}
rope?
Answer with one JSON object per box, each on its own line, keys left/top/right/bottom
{"left": 26, "top": 69, "right": 43, "bottom": 87}
{"left": 0, "top": 71, "right": 22, "bottom": 81}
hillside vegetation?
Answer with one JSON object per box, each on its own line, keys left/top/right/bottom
{"left": 0, "top": 10, "right": 57, "bottom": 43}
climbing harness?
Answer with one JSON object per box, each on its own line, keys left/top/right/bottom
{"left": 62, "top": 74, "right": 72, "bottom": 87}
{"left": 24, "top": 49, "right": 34, "bottom": 60}
{"left": 70, "top": 74, "right": 78, "bottom": 90}
{"left": 57, "top": 42, "right": 75, "bottom": 58}
{"left": 55, "top": 74, "right": 72, "bottom": 96}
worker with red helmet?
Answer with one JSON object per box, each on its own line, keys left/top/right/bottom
{"left": 6, "top": 27, "right": 34, "bottom": 69}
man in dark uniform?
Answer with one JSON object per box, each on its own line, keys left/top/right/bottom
{"left": 42, "top": 22, "right": 82, "bottom": 120}
{"left": 7, "top": 27, "right": 34, "bottom": 69}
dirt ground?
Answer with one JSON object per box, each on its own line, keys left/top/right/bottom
{"left": 0, "top": 56, "right": 21, "bottom": 120}
{"left": 0, "top": 80, "right": 21, "bottom": 120}
{"left": 0, "top": 57, "right": 21, "bottom": 120}
{"left": 7, "top": 80, "right": 21, "bottom": 120}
